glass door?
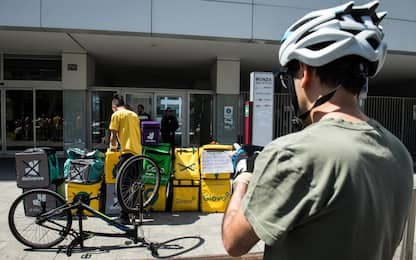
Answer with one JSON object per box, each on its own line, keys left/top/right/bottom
{"left": 156, "top": 94, "right": 184, "bottom": 147}
{"left": 189, "top": 94, "right": 213, "bottom": 146}
{"left": 91, "top": 91, "right": 116, "bottom": 150}
{"left": 125, "top": 92, "right": 154, "bottom": 121}
{"left": 5, "top": 90, "right": 34, "bottom": 150}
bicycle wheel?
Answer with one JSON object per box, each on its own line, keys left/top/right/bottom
{"left": 116, "top": 155, "right": 161, "bottom": 213}
{"left": 8, "top": 189, "right": 72, "bottom": 249}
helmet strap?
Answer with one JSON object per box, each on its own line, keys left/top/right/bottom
{"left": 291, "top": 80, "right": 339, "bottom": 131}
{"left": 298, "top": 87, "right": 339, "bottom": 121}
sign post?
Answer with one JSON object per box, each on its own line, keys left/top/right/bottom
{"left": 250, "top": 72, "right": 274, "bottom": 146}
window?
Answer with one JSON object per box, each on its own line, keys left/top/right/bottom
{"left": 6, "top": 90, "right": 34, "bottom": 150}
{"left": 190, "top": 94, "right": 213, "bottom": 146}
{"left": 35, "top": 90, "right": 63, "bottom": 150}
{"left": 4, "top": 55, "right": 61, "bottom": 81}
{"left": 91, "top": 91, "right": 116, "bottom": 149}
{"left": 157, "top": 95, "right": 183, "bottom": 146}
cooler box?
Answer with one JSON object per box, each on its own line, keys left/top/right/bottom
{"left": 172, "top": 179, "right": 199, "bottom": 212}
{"left": 66, "top": 181, "right": 102, "bottom": 216}
{"left": 200, "top": 179, "right": 231, "bottom": 213}
{"left": 143, "top": 143, "right": 172, "bottom": 177}
{"left": 141, "top": 121, "right": 160, "bottom": 146}
{"left": 16, "top": 147, "right": 60, "bottom": 188}
{"left": 105, "top": 151, "right": 120, "bottom": 184}
{"left": 104, "top": 184, "right": 120, "bottom": 216}
{"left": 174, "top": 148, "right": 200, "bottom": 180}
{"left": 144, "top": 184, "right": 168, "bottom": 212}
{"left": 23, "top": 182, "right": 66, "bottom": 217}
{"left": 199, "top": 144, "right": 233, "bottom": 179}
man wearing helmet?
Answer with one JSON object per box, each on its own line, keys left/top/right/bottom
{"left": 222, "top": 1, "right": 413, "bottom": 259}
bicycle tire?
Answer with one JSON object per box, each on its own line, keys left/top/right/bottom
{"left": 116, "top": 155, "right": 161, "bottom": 213}
{"left": 8, "top": 189, "right": 72, "bottom": 249}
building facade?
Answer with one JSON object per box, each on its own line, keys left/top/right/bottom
{"left": 0, "top": 0, "right": 415, "bottom": 156}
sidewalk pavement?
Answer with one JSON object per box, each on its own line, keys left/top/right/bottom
{"left": 0, "top": 158, "right": 411, "bottom": 259}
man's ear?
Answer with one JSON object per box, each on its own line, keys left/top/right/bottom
{"left": 299, "top": 62, "right": 313, "bottom": 89}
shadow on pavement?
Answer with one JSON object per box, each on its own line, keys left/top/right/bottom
{"left": 0, "top": 158, "right": 16, "bottom": 181}
{"left": 142, "top": 212, "right": 211, "bottom": 226}
{"left": 24, "top": 235, "right": 205, "bottom": 259}
{"left": 151, "top": 236, "right": 205, "bottom": 259}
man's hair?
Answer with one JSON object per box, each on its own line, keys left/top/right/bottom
{"left": 315, "top": 56, "right": 368, "bottom": 95}
{"left": 290, "top": 55, "right": 368, "bottom": 95}
{"left": 138, "top": 104, "right": 144, "bottom": 110}
{"left": 112, "top": 94, "right": 125, "bottom": 107}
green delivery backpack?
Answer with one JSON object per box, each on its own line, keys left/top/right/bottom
{"left": 143, "top": 143, "right": 172, "bottom": 185}
{"left": 64, "top": 149, "right": 105, "bottom": 183}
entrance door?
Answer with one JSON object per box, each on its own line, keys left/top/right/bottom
{"left": 189, "top": 93, "right": 213, "bottom": 146}
{"left": 156, "top": 94, "right": 184, "bottom": 147}
{"left": 125, "top": 92, "right": 154, "bottom": 119}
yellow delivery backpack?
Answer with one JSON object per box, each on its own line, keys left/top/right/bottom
{"left": 104, "top": 151, "right": 120, "bottom": 184}
{"left": 66, "top": 181, "right": 103, "bottom": 216}
{"left": 199, "top": 144, "right": 232, "bottom": 179}
{"left": 172, "top": 179, "right": 200, "bottom": 211}
{"left": 174, "top": 147, "right": 200, "bottom": 180}
{"left": 200, "top": 179, "right": 231, "bottom": 213}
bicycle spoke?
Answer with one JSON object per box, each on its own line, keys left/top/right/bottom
{"left": 116, "top": 155, "right": 161, "bottom": 212}
{"left": 9, "top": 189, "right": 72, "bottom": 249}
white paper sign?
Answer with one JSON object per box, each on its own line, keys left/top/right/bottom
{"left": 250, "top": 72, "right": 274, "bottom": 146}
{"left": 201, "top": 151, "right": 233, "bottom": 174}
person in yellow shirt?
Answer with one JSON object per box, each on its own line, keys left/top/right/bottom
{"left": 109, "top": 94, "right": 142, "bottom": 224}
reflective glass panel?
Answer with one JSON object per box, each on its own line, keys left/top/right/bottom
{"left": 35, "top": 90, "right": 63, "bottom": 150}
{"left": 91, "top": 91, "right": 116, "bottom": 149}
{"left": 63, "top": 90, "right": 86, "bottom": 149}
{"left": 4, "top": 55, "right": 61, "bottom": 81}
{"left": 6, "top": 90, "right": 34, "bottom": 149}
{"left": 156, "top": 95, "right": 183, "bottom": 147}
{"left": 190, "top": 94, "right": 213, "bottom": 146}
{"left": 126, "top": 93, "right": 153, "bottom": 121}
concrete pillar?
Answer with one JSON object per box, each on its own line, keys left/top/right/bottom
{"left": 62, "top": 53, "right": 94, "bottom": 149}
{"left": 211, "top": 58, "right": 240, "bottom": 144}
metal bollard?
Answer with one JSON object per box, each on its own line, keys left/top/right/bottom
{"left": 400, "top": 175, "right": 416, "bottom": 260}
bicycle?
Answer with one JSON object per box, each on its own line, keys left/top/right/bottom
{"left": 8, "top": 155, "right": 163, "bottom": 256}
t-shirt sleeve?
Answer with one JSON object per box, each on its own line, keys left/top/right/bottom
{"left": 109, "top": 113, "right": 119, "bottom": 132}
{"left": 242, "top": 145, "right": 316, "bottom": 246}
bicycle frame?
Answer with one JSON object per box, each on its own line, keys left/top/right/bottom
{"left": 39, "top": 195, "right": 150, "bottom": 256}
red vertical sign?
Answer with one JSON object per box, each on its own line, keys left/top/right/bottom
{"left": 244, "top": 101, "right": 253, "bottom": 145}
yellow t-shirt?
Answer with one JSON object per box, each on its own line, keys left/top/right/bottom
{"left": 109, "top": 109, "right": 142, "bottom": 155}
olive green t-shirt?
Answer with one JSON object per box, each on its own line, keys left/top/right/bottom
{"left": 243, "top": 118, "right": 413, "bottom": 260}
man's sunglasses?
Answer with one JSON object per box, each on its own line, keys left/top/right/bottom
{"left": 278, "top": 68, "right": 293, "bottom": 89}
{"left": 278, "top": 62, "right": 299, "bottom": 89}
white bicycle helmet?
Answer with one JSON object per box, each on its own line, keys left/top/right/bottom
{"left": 279, "top": 1, "right": 387, "bottom": 77}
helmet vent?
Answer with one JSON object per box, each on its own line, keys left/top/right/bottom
{"left": 306, "top": 41, "right": 336, "bottom": 51}
{"left": 292, "top": 17, "right": 317, "bottom": 31}
{"left": 367, "top": 38, "right": 380, "bottom": 50}
{"left": 351, "top": 14, "right": 363, "bottom": 23}
{"left": 343, "top": 29, "right": 361, "bottom": 35}
{"left": 296, "top": 31, "right": 314, "bottom": 43}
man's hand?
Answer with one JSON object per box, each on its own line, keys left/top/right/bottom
{"left": 109, "top": 130, "right": 118, "bottom": 152}
{"left": 233, "top": 171, "right": 252, "bottom": 187}
{"left": 234, "top": 151, "right": 260, "bottom": 179}
{"left": 222, "top": 172, "right": 259, "bottom": 257}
